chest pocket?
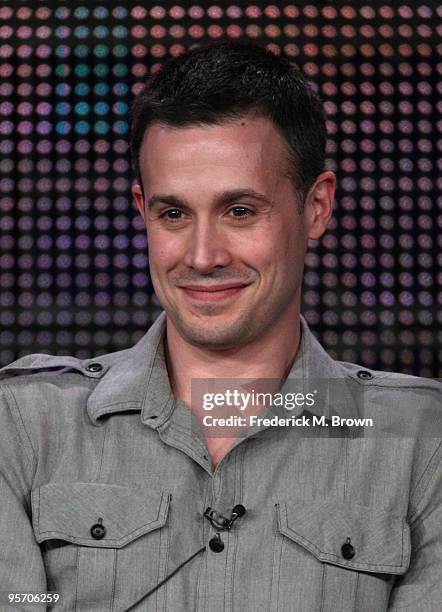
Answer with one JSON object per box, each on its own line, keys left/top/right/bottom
{"left": 31, "top": 482, "right": 171, "bottom": 612}
{"left": 273, "top": 499, "right": 411, "bottom": 612}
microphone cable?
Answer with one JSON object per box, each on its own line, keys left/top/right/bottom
{"left": 123, "top": 544, "right": 206, "bottom": 612}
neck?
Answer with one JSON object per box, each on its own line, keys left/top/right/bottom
{"left": 164, "top": 304, "right": 303, "bottom": 410}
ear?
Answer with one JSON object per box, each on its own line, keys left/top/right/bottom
{"left": 304, "top": 171, "right": 336, "bottom": 240}
{"left": 132, "top": 183, "right": 145, "bottom": 223}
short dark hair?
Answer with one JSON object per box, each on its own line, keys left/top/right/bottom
{"left": 130, "top": 40, "right": 327, "bottom": 211}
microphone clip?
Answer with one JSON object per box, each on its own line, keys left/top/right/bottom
{"left": 204, "top": 504, "right": 246, "bottom": 531}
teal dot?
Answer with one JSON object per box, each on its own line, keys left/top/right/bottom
{"left": 74, "top": 45, "right": 90, "bottom": 58}
{"left": 94, "top": 121, "right": 110, "bottom": 135}
{"left": 112, "top": 44, "right": 128, "bottom": 58}
{"left": 74, "top": 7, "right": 90, "bottom": 19}
{"left": 56, "top": 121, "right": 71, "bottom": 135}
{"left": 93, "top": 64, "right": 109, "bottom": 77}
{"left": 113, "top": 63, "right": 128, "bottom": 77}
{"left": 94, "top": 45, "right": 109, "bottom": 58}
{"left": 94, "top": 83, "right": 109, "bottom": 96}
{"left": 55, "top": 102, "right": 71, "bottom": 116}
{"left": 113, "top": 121, "right": 129, "bottom": 135}
{"left": 55, "top": 8, "right": 70, "bottom": 19}
{"left": 75, "top": 102, "right": 90, "bottom": 116}
{"left": 93, "top": 26, "right": 109, "bottom": 39}
{"left": 94, "top": 102, "right": 109, "bottom": 116}
{"left": 55, "top": 64, "right": 70, "bottom": 77}
{"left": 74, "top": 83, "right": 90, "bottom": 96}
{"left": 112, "top": 26, "right": 128, "bottom": 39}
{"left": 75, "top": 121, "right": 90, "bottom": 135}
{"left": 113, "top": 102, "right": 128, "bottom": 115}
{"left": 74, "top": 64, "right": 90, "bottom": 77}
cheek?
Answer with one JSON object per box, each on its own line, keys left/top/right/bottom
{"left": 148, "top": 233, "right": 183, "bottom": 269}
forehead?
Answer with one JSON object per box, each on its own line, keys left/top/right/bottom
{"left": 138, "top": 115, "right": 289, "bottom": 187}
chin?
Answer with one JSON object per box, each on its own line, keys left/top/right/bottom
{"left": 177, "top": 317, "right": 256, "bottom": 350}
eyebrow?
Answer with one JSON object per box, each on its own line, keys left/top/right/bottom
{"left": 146, "top": 189, "right": 272, "bottom": 210}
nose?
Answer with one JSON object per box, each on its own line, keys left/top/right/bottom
{"left": 183, "top": 218, "right": 232, "bottom": 273}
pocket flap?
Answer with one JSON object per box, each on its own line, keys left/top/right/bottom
{"left": 32, "top": 482, "right": 170, "bottom": 548}
{"left": 276, "top": 499, "right": 410, "bottom": 574}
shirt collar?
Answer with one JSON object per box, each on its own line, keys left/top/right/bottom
{"left": 87, "top": 311, "right": 353, "bottom": 426}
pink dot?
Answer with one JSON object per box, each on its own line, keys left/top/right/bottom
{"left": 189, "top": 25, "right": 204, "bottom": 38}
{"left": 17, "top": 45, "right": 32, "bottom": 58}
{"left": 284, "top": 5, "right": 299, "bottom": 18}
{"left": 16, "top": 7, "right": 32, "bottom": 20}
{"left": 226, "top": 25, "right": 242, "bottom": 38}
{"left": 36, "top": 7, "right": 51, "bottom": 20}
{"left": 0, "top": 7, "right": 13, "bottom": 19}
{"left": 169, "top": 6, "right": 185, "bottom": 19}
{"left": 208, "top": 25, "right": 223, "bottom": 38}
{"left": 150, "top": 6, "right": 166, "bottom": 19}
{"left": 0, "top": 26, "right": 13, "bottom": 39}
{"left": 226, "top": 6, "right": 242, "bottom": 18}
{"left": 150, "top": 25, "right": 166, "bottom": 38}
{"left": 18, "top": 64, "right": 32, "bottom": 78}
{"left": 188, "top": 5, "right": 204, "bottom": 19}
{"left": 36, "top": 26, "right": 51, "bottom": 39}
{"left": 36, "top": 83, "right": 52, "bottom": 97}
{"left": 132, "top": 44, "right": 147, "bottom": 58}
{"left": 36, "top": 45, "right": 51, "bottom": 58}
{"left": 0, "top": 45, "right": 13, "bottom": 58}
{"left": 131, "top": 25, "right": 147, "bottom": 38}
{"left": 170, "top": 44, "right": 186, "bottom": 56}
{"left": 0, "top": 64, "right": 13, "bottom": 77}
{"left": 245, "top": 5, "right": 261, "bottom": 18}
{"left": 131, "top": 7, "right": 147, "bottom": 19}
{"left": 207, "top": 6, "right": 223, "bottom": 19}
{"left": 264, "top": 5, "right": 280, "bottom": 18}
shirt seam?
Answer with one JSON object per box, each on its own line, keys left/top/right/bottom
{"left": 408, "top": 440, "right": 442, "bottom": 523}
{"left": 0, "top": 384, "right": 37, "bottom": 473}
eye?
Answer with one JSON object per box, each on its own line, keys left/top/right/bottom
{"left": 229, "top": 206, "right": 255, "bottom": 219}
{"left": 160, "top": 208, "right": 185, "bottom": 221}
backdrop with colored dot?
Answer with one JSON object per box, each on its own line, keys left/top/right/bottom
{"left": 0, "top": 3, "right": 440, "bottom": 377}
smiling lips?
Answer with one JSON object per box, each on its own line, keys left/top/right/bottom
{"left": 179, "top": 283, "right": 250, "bottom": 302}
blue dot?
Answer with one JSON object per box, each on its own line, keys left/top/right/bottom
{"left": 94, "top": 26, "right": 109, "bottom": 39}
{"left": 93, "top": 7, "right": 109, "bottom": 19}
{"left": 114, "top": 121, "right": 129, "bottom": 135}
{"left": 75, "top": 121, "right": 90, "bottom": 135}
{"left": 94, "top": 83, "right": 109, "bottom": 96}
{"left": 74, "top": 83, "right": 90, "bottom": 96}
{"left": 56, "top": 121, "right": 71, "bottom": 135}
{"left": 94, "top": 102, "right": 109, "bottom": 116}
{"left": 55, "top": 102, "right": 71, "bottom": 116}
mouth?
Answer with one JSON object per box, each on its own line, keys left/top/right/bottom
{"left": 179, "top": 283, "right": 250, "bottom": 303}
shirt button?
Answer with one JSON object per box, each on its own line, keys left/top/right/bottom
{"left": 209, "top": 534, "right": 224, "bottom": 553}
{"left": 356, "top": 370, "right": 372, "bottom": 380}
{"left": 90, "top": 520, "right": 106, "bottom": 539}
{"left": 86, "top": 362, "right": 103, "bottom": 373}
{"left": 341, "top": 539, "right": 355, "bottom": 559}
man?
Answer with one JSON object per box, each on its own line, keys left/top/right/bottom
{"left": 0, "top": 40, "right": 440, "bottom": 611}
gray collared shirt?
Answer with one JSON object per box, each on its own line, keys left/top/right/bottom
{"left": 0, "top": 312, "right": 441, "bottom": 611}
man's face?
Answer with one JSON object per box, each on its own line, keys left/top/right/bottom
{"left": 133, "top": 116, "right": 329, "bottom": 350}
